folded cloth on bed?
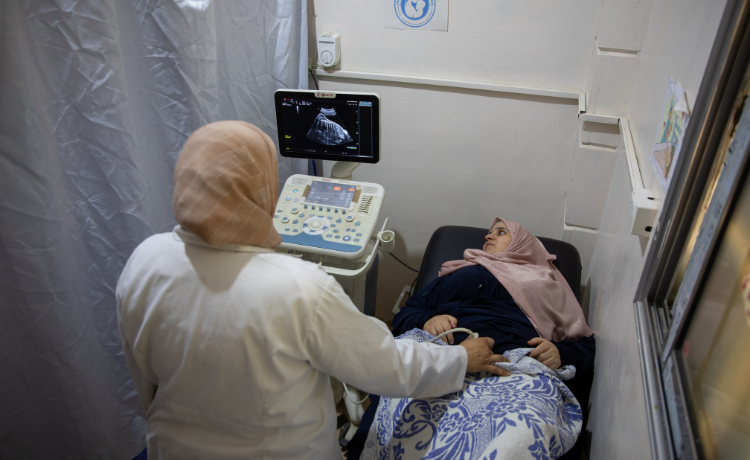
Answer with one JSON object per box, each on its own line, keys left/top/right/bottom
{"left": 361, "top": 329, "right": 583, "bottom": 460}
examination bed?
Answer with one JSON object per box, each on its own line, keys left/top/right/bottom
{"left": 347, "top": 225, "right": 592, "bottom": 460}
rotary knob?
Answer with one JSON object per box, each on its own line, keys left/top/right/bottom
{"left": 321, "top": 50, "right": 333, "bottom": 65}
{"left": 345, "top": 216, "right": 354, "bottom": 222}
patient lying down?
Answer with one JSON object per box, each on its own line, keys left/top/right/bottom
{"left": 348, "top": 218, "right": 595, "bottom": 460}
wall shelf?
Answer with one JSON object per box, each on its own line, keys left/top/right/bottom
{"left": 313, "top": 69, "right": 586, "bottom": 110}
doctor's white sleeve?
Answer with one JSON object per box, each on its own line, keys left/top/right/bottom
{"left": 116, "top": 310, "right": 157, "bottom": 413}
{"left": 305, "top": 277, "right": 468, "bottom": 399}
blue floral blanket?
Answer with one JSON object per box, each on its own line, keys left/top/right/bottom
{"left": 361, "top": 329, "right": 582, "bottom": 460}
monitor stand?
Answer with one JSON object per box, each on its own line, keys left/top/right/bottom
{"left": 330, "top": 161, "right": 360, "bottom": 181}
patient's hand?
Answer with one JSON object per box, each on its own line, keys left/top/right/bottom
{"left": 528, "top": 338, "right": 561, "bottom": 370}
{"left": 424, "top": 315, "right": 458, "bottom": 344}
{"left": 460, "top": 337, "right": 510, "bottom": 376}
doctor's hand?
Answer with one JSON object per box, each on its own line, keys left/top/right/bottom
{"left": 460, "top": 337, "right": 510, "bottom": 377}
{"left": 423, "top": 315, "right": 458, "bottom": 344}
{"left": 528, "top": 337, "right": 561, "bottom": 370}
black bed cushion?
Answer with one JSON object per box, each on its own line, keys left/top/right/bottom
{"left": 414, "top": 226, "right": 582, "bottom": 300}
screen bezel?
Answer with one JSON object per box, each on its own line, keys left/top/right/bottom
{"left": 274, "top": 90, "right": 380, "bottom": 164}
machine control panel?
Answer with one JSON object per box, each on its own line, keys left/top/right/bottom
{"left": 273, "top": 174, "right": 384, "bottom": 258}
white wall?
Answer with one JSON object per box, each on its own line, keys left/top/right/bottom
{"left": 627, "top": 0, "right": 728, "bottom": 200}
{"left": 312, "top": 0, "right": 600, "bottom": 91}
{"left": 584, "top": 0, "right": 654, "bottom": 116}
{"left": 585, "top": 149, "right": 652, "bottom": 460}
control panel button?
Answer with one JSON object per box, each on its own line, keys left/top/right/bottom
{"left": 281, "top": 217, "right": 290, "bottom": 223}
{"left": 354, "top": 238, "right": 360, "bottom": 242}
{"left": 334, "top": 235, "right": 340, "bottom": 239}
{"left": 326, "top": 234, "right": 332, "bottom": 238}
{"left": 292, "top": 220, "right": 298, "bottom": 224}
{"left": 333, "top": 229, "right": 339, "bottom": 233}
{"left": 299, "top": 213, "right": 305, "bottom": 218}
{"left": 327, "top": 207, "right": 330, "bottom": 212}
{"left": 276, "top": 209, "right": 282, "bottom": 213}
{"left": 345, "top": 216, "right": 354, "bottom": 222}
{"left": 342, "top": 211, "right": 346, "bottom": 215}
{"left": 294, "top": 198, "right": 298, "bottom": 202}
{"left": 293, "top": 229, "right": 298, "bottom": 233}
{"left": 304, "top": 205, "right": 308, "bottom": 209}
{"left": 285, "top": 196, "right": 291, "bottom": 201}
{"left": 336, "top": 219, "right": 342, "bottom": 223}
{"left": 291, "top": 208, "right": 299, "bottom": 214}
{"left": 285, "top": 228, "right": 290, "bottom": 231}
{"left": 293, "top": 189, "right": 298, "bottom": 193}
{"left": 355, "top": 222, "right": 361, "bottom": 226}
{"left": 335, "top": 209, "right": 339, "bottom": 213}
{"left": 330, "top": 224, "right": 336, "bottom": 227}
{"left": 343, "top": 236, "right": 351, "bottom": 242}
{"left": 356, "top": 233, "right": 362, "bottom": 237}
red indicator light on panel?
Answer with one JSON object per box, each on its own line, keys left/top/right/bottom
{"left": 334, "top": 186, "right": 341, "bottom": 191}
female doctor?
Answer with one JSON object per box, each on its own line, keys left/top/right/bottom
{"left": 116, "top": 121, "right": 508, "bottom": 460}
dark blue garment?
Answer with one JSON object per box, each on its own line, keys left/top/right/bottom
{"left": 392, "top": 265, "right": 595, "bottom": 375}
{"left": 393, "top": 265, "right": 537, "bottom": 354}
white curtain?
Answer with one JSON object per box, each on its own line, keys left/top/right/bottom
{"left": 0, "top": 1, "right": 307, "bottom": 458}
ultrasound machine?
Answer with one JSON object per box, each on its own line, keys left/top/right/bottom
{"left": 272, "top": 89, "right": 392, "bottom": 316}
{"left": 272, "top": 90, "right": 391, "bottom": 436}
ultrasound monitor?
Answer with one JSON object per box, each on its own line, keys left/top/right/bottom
{"left": 274, "top": 90, "right": 380, "bottom": 164}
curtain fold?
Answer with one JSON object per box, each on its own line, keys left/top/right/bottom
{"left": 0, "top": 1, "right": 307, "bottom": 458}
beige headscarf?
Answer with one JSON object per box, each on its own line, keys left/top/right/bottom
{"left": 173, "top": 121, "right": 282, "bottom": 248}
{"left": 439, "top": 218, "right": 593, "bottom": 342}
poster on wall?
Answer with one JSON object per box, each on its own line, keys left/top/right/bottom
{"left": 384, "top": 0, "right": 449, "bottom": 31}
{"left": 651, "top": 78, "right": 691, "bottom": 192}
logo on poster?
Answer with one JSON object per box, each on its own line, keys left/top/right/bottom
{"left": 395, "top": 0, "right": 436, "bottom": 28}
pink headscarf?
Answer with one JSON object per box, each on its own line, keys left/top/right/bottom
{"left": 173, "top": 121, "right": 282, "bottom": 248}
{"left": 438, "top": 218, "right": 593, "bottom": 342}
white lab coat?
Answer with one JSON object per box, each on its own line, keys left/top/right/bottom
{"left": 116, "top": 228, "right": 467, "bottom": 460}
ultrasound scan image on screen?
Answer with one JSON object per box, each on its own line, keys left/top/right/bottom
{"left": 277, "top": 95, "right": 376, "bottom": 162}
{"left": 306, "top": 108, "right": 353, "bottom": 145}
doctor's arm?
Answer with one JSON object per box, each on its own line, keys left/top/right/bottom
{"left": 117, "top": 321, "right": 157, "bottom": 412}
{"left": 306, "top": 278, "right": 506, "bottom": 400}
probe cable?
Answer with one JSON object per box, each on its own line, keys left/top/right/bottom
{"left": 342, "top": 381, "right": 370, "bottom": 405}
{"left": 386, "top": 252, "right": 419, "bottom": 273}
{"left": 429, "top": 328, "right": 479, "bottom": 343}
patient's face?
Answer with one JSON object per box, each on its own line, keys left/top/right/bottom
{"left": 483, "top": 222, "right": 512, "bottom": 254}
